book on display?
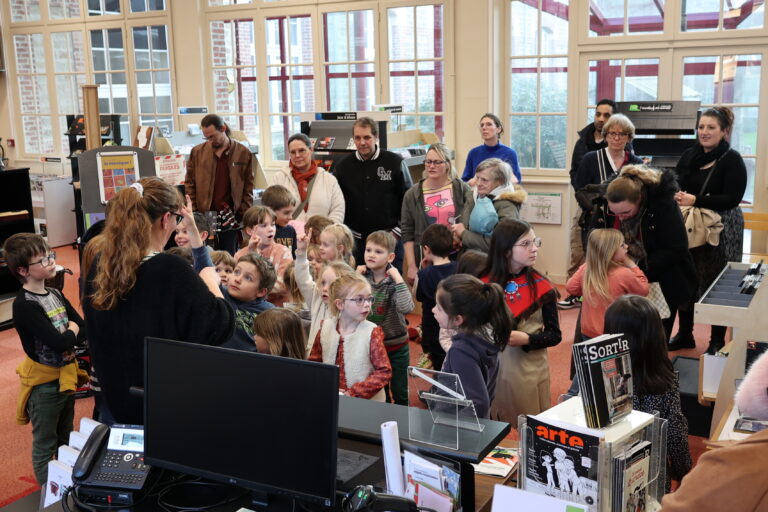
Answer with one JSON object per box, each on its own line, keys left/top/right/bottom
{"left": 573, "top": 333, "right": 633, "bottom": 428}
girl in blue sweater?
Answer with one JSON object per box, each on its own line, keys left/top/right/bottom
{"left": 433, "top": 274, "right": 514, "bottom": 418}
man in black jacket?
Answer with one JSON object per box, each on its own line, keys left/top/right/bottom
{"left": 334, "top": 117, "right": 412, "bottom": 271}
{"left": 559, "top": 99, "right": 617, "bottom": 309}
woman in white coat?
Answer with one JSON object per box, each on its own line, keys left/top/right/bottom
{"left": 268, "top": 133, "right": 345, "bottom": 223}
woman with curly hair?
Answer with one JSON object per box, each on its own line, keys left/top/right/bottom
{"left": 83, "top": 178, "right": 234, "bottom": 425}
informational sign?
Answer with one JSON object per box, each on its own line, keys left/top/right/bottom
{"left": 315, "top": 112, "right": 357, "bottom": 120}
{"left": 96, "top": 151, "right": 141, "bottom": 204}
{"left": 154, "top": 154, "right": 186, "bottom": 186}
{"left": 519, "top": 192, "right": 562, "bottom": 225}
{"left": 178, "top": 106, "right": 209, "bottom": 115}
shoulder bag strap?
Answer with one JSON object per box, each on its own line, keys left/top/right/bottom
{"left": 292, "top": 174, "right": 318, "bottom": 219}
{"left": 698, "top": 149, "right": 730, "bottom": 197}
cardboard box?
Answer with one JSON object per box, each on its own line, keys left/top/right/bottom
{"left": 387, "top": 129, "right": 440, "bottom": 149}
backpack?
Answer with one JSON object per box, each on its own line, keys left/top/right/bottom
{"left": 469, "top": 196, "right": 499, "bottom": 236}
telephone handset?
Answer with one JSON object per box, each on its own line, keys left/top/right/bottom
{"left": 72, "top": 423, "right": 152, "bottom": 506}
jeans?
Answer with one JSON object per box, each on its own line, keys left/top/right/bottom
{"left": 27, "top": 381, "right": 75, "bottom": 484}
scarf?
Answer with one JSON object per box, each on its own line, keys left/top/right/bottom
{"left": 687, "top": 139, "right": 730, "bottom": 171}
{"left": 290, "top": 160, "right": 319, "bottom": 208}
{"left": 482, "top": 271, "right": 554, "bottom": 318}
{"left": 613, "top": 206, "right": 648, "bottom": 268}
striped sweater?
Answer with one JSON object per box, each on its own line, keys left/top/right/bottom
{"left": 362, "top": 269, "right": 414, "bottom": 348}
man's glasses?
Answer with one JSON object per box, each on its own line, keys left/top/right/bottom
{"left": 29, "top": 251, "right": 56, "bottom": 267}
{"left": 424, "top": 159, "right": 446, "bottom": 167}
{"left": 606, "top": 131, "right": 628, "bottom": 139}
{"left": 514, "top": 238, "right": 542, "bottom": 249}
{"left": 346, "top": 296, "right": 375, "bottom": 305}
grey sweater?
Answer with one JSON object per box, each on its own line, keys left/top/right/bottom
{"left": 363, "top": 269, "right": 415, "bottom": 347}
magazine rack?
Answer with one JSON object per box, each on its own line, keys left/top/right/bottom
{"left": 407, "top": 366, "right": 484, "bottom": 450}
{"left": 518, "top": 397, "right": 667, "bottom": 512}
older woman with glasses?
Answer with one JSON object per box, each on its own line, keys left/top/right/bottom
{"left": 268, "top": 133, "right": 345, "bottom": 223}
{"left": 400, "top": 142, "right": 472, "bottom": 284}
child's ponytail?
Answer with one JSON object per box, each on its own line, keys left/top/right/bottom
{"left": 437, "top": 274, "right": 513, "bottom": 349}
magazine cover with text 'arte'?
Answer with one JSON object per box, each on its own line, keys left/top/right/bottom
{"left": 524, "top": 416, "right": 602, "bottom": 512}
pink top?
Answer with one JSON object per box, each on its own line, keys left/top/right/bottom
{"left": 566, "top": 264, "right": 649, "bottom": 338}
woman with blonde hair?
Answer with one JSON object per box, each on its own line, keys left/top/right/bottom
{"left": 401, "top": 142, "right": 472, "bottom": 284}
{"left": 253, "top": 308, "right": 306, "bottom": 359}
{"left": 83, "top": 178, "right": 234, "bottom": 424}
{"left": 566, "top": 228, "right": 649, "bottom": 340}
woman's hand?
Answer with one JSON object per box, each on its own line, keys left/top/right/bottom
{"left": 199, "top": 266, "right": 223, "bottom": 298}
{"left": 406, "top": 265, "right": 417, "bottom": 286}
{"left": 182, "top": 195, "right": 204, "bottom": 248}
{"left": 68, "top": 321, "right": 80, "bottom": 336}
{"left": 451, "top": 222, "right": 466, "bottom": 237}
{"left": 508, "top": 330, "right": 530, "bottom": 347}
{"left": 675, "top": 191, "right": 696, "bottom": 207}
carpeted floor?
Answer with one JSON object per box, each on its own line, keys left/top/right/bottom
{"left": 0, "top": 246, "right": 712, "bottom": 506}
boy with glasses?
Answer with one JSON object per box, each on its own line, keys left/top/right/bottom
{"left": 3, "top": 233, "right": 87, "bottom": 484}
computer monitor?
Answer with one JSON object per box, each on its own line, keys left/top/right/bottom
{"left": 143, "top": 337, "right": 339, "bottom": 508}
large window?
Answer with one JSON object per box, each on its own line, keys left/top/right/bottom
{"left": 589, "top": 0, "right": 665, "bottom": 37}
{"left": 265, "top": 14, "right": 315, "bottom": 160}
{"left": 322, "top": 9, "right": 376, "bottom": 112}
{"left": 14, "top": 33, "right": 54, "bottom": 154}
{"left": 52, "top": 31, "right": 87, "bottom": 153}
{"left": 387, "top": 4, "right": 444, "bottom": 137}
{"left": 587, "top": 58, "right": 660, "bottom": 105}
{"left": 91, "top": 28, "right": 131, "bottom": 139}
{"left": 132, "top": 26, "right": 173, "bottom": 134}
{"left": 509, "top": 0, "right": 569, "bottom": 169}
{"left": 682, "top": 0, "right": 764, "bottom": 31}
{"left": 682, "top": 54, "right": 761, "bottom": 203}
{"left": 210, "top": 19, "right": 259, "bottom": 147}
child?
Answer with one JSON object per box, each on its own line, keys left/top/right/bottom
{"left": 604, "top": 295, "right": 692, "bottom": 491}
{"left": 175, "top": 211, "right": 211, "bottom": 248}
{"left": 566, "top": 229, "right": 648, "bottom": 339}
{"left": 211, "top": 250, "right": 235, "bottom": 287}
{"left": 305, "top": 215, "right": 334, "bottom": 245}
{"left": 439, "top": 249, "right": 488, "bottom": 353}
{"left": 414, "top": 223, "right": 458, "bottom": 371}
{"left": 308, "top": 273, "right": 392, "bottom": 400}
{"left": 282, "top": 262, "right": 304, "bottom": 309}
{"left": 318, "top": 223, "right": 355, "bottom": 266}
{"left": 481, "top": 218, "right": 561, "bottom": 423}
{"left": 187, "top": 199, "right": 277, "bottom": 352}
{"left": 294, "top": 230, "right": 354, "bottom": 355}
{"left": 433, "top": 274, "right": 513, "bottom": 418}
{"left": 307, "top": 244, "right": 323, "bottom": 279}
{"left": 357, "top": 231, "right": 414, "bottom": 405}
{"left": 253, "top": 308, "right": 306, "bottom": 359}
{"left": 236, "top": 205, "right": 293, "bottom": 304}
{"left": 262, "top": 184, "right": 298, "bottom": 258}
{"left": 165, "top": 246, "right": 193, "bottom": 265}
{"left": 4, "top": 233, "right": 88, "bottom": 484}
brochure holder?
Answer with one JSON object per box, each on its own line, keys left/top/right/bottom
{"left": 407, "top": 366, "right": 483, "bottom": 450}
{"left": 518, "top": 397, "right": 667, "bottom": 512}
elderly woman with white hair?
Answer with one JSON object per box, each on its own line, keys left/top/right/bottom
{"left": 451, "top": 158, "right": 527, "bottom": 252}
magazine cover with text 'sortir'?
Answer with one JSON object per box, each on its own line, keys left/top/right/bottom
{"left": 524, "top": 415, "right": 602, "bottom": 512}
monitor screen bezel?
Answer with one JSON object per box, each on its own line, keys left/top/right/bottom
{"left": 143, "top": 337, "right": 339, "bottom": 507}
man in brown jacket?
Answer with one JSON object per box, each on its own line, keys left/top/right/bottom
{"left": 184, "top": 114, "right": 254, "bottom": 254}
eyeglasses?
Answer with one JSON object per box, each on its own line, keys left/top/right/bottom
{"left": 29, "top": 251, "right": 56, "bottom": 267}
{"left": 606, "top": 131, "right": 628, "bottom": 139}
{"left": 424, "top": 159, "right": 446, "bottom": 167}
{"left": 170, "top": 212, "right": 184, "bottom": 225}
{"left": 514, "top": 238, "right": 542, "bottom": 249}
{"left": 346, "top": 296, "right": 375, "bottom": 306}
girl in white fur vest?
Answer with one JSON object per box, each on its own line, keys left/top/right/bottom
{"left": 308, "top": 273, "right": 392, "bottom": 401}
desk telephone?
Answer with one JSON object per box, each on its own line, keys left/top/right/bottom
{"left": 72, "top": 424, "right": 152, "bottom": 506}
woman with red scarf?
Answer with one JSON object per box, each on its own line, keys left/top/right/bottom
{"left": 481, "top": 218, "right": 561, "bottom": 423}
{"left": 268, "top": 133, "right": 345, "bottom": 224}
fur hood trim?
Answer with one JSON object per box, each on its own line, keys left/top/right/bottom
{"left": 496, "top": 187, "right": 528, "bottom": 205}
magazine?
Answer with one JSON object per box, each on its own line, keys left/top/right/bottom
{"left": 524, "top": 415, "right": 603, "bottom": 512}
{"left": 573, "top": 333, "right": 633, "bottom": 428}
{"left": 612, "top": 441, "right": 651, "bottom": 512}
{"left": 472, "top": 446, "right": 519, "bottom": 477}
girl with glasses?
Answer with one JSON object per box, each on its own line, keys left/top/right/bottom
{"left": 480, "top": 218, "right": 562, "bottom": 423}
{"left": 401, "top": 142, "right": 472, "bottom": 285}
{"left": 309, "top": 272, "right": 392, "bottom": 401}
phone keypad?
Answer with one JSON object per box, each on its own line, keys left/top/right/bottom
{"left": 94, "top": 451, "right": 148, "bottom": 485}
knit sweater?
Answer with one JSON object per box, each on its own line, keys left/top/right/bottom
{"left": 462, "top": 143, "right": 522, "bottom": 183}
{"left": 83, "top": 253, "right": 235, "bottom": 425}
{"left": 294, "top": 250, "right": 334, "bottom": 356}
{"left": 362, "top": 269, "right": 414, "bottom": 347}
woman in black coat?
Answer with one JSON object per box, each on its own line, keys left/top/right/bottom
{"left": 670, "top": 106, "right": 746, "bottom": 354}
{"left": 589, "top": 165, "right": 698, "bottom": 340}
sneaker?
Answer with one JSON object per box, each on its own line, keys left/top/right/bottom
{"left": 417, "top": 353, "right": 433, "bottom": 370}
{"left": 557, "top": 295, "right": 582, "bottom": 309}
